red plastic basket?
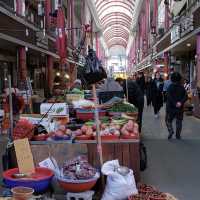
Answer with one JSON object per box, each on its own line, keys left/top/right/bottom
{"left": 76, "top": 109, "right": 106, "bottom": 121}
{"left": 75, "top": 135, "right": 93, "bottom": 140}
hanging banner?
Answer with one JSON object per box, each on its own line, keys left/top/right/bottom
{"left": 56, "top": 7, "right": 67, "bottom": 63}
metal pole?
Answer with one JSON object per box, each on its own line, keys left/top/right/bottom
{"left": 125, "top": 57, "right": 129, "bottom": 101}
{"left": 92, "top": 84, "right": 103, "bottom": 166}
{"left": 8, "top": 75, "right": 13, "bottom": 141}
{"left": 92, "top": 84, "right": 105, "bottom": 188}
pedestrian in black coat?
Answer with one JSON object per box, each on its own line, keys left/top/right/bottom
{"left": 166, "top": 72, "right": 188, "bottom": 140}
{"left": 151, "top": 72, "right": 164, "bottom": 118}
{"left": 116, "top": 78, "right": 144, "bottom": 133}
{"left": 136, "top": 72, "right": 146, "bottom": 95}
{"left": 145, "top": 76, "right": 152, "bottom": 106}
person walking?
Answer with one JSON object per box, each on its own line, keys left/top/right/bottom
{"left": 145, "top": 76, "right": 152, "bottom": 107}
{"left": 136, "top": 72, "right": 146, "bottom": 95}
{"left": 163, "top": 75, "right": 172, "bottom": 103}
{"left": 116, "top": 78, "right": 144, "bottom": 133}
{"left": 151, "top": 72, "right": 164, "bottom": 118}
{"left": 166, "top": 72, "right": 188, "bottom": 140}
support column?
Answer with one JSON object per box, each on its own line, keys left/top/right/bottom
{"left": 165, "top": 1, "right": 170, "bottom": 31}
{"left": 19, "top": 47, "right": 27, "bottom": 81}
{"left": 193, "top": 34, "right": 200, "bottom": 117}
{"left": 152, "top": 0, "right": 158, "bottom": 34}
{"left": 164, "top": 52, "right": 169, "bottom": 76}
{"left": 80, "top": 0, "right": 85, "bottom": 26}
{"left": 47, "top": 56, "right": 54, "bottom": 92}
{"left": 95, "top": 32, "right": 99, "bottom": 58}
{"left": 45, "top": 0, "right": 51, "bottom": 29}
{"left": 71, "top": 0, "right": 75, "bottom": 47}
{"left": 146, "top": 0, "right": 150, "bottom": 51}
{"left": 90, "top": 18, "right": 94, "bottom": 48}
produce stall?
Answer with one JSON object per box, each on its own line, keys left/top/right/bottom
{"left": 11, "top": 99, "right": 141, "bottom": 182}
{"left": 3, "top": 90, "right": 142, "bottom": 199}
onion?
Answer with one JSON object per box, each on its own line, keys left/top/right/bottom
{"left": 86, "top": 127, "right": 93, "bottom": 136}
{"left": 81, "top": 125, "right": 88, "bottom": 134}
{"left": 58, "top": 125, "right": 66, "bottom": 132}
{"left": 75, "top": 129, "right": 82, "bottom": 136}
{"left": 55, "top": 130, "right": 64, "bottom": 137}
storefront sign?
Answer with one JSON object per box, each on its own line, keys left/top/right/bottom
{"left": 180, "top": 15, "right": 194, "bottom": 37}
{"left": 40, "top": 103, "right": 69, "bottom": 116}
{"left": 171, "top": 25, "right": 180, "bottom": 44}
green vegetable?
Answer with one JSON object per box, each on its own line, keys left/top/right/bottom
{"left": 112, "top": 119, "right": 128, "bottom": 125}
{"left": 56, "top": 107, "right": 64, "bottom": 114}
{"left": 71, "top": 88, "right": 84, "bottom": 95}
{"left": 108, "top": 102, "right": 138, "bottom": 113}
{"left": 100, "top": 116, "right": 109, "bottom": 123}
{"left": 85, "top": 121, "right": 95, "bottom": 126}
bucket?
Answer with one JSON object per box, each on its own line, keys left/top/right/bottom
{"left": 11, "top": 186, "right": 34, "bottom": 200}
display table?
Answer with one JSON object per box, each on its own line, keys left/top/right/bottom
{"left": 30, "top": 139, "right": 140, "bottom": 182}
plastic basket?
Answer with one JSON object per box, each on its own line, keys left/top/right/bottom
{"left": 66, "top": 94, "right": 84, "bottom": 103}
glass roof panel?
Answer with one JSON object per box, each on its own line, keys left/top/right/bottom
{"left": 99, "top": 7, "right": 132, "bottom": 19}
{"left": 95, "top": 0, "right": 135, "bottom": 49}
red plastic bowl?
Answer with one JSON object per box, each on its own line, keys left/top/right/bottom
{"left": 58, "top": 179, "right": 97, "bottom": 193}
{"left": 57, "top": 174, "right": 99, "bottom": 192}
{"left": 76, "top": 109, "right": 106, "bottom": 121}
{"left": 75, "top": 135, "right": 93, "bottom": 140}
{"left": 121, "top": 134, "right": 139, "bottom": 140}
{"left": 95, "top": 135, "right": 119, "bottom": 141}
{"left": 3, "top": 167, "right": 54, "bottom": 181}
{"left": 3, "top": 167, "right": 54, "bottom": 193}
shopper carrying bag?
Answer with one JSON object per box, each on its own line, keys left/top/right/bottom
{"left": 166, "top": 72, "right": 188, "bottom": 140}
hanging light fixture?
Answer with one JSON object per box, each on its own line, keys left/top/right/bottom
{"left": 56, "top": 72, "right": 61, "bottom": 76}
{"left": 64, "top": 74, "right": 70, "bottom": 79}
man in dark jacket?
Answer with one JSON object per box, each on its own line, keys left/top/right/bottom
{"left": 166, "top": 72, "right": 188, "bottom": 140}
{"left": 116, "top": 78, "right": 144, "bottom": 133}
{"left": 136, "top": 72, "right": 146, "bottom": 95}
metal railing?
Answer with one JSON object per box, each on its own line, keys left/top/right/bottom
{"left": 156, "top": 0, "right": 200, "bottom": 42}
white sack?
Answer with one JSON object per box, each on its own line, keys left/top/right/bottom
{"left": 101, "top": 160, "right": 138, "bottom": 200}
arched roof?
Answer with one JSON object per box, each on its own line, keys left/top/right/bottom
{"left": 95, "top": 0, "right": 135, "bottom": 49}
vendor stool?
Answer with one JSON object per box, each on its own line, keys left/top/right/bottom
{"left": 66, "top": 191, "right": 94, "bottom": 200}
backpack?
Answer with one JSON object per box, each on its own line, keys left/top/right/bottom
{"left": 140, "top": 142, "right": 147, "bottom": 171}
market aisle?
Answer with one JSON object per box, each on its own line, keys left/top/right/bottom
{"left": 142, "top": 106, "right": 200, "bottom": 200}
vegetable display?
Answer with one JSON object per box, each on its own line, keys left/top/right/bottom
{"left": 62, "top": 156, "right": 96, "bottom": 180}
{"left": 129, "top": 184, "right": 169, "bottom": 200}
{"left": 75, "top": 118, "right": 139, "bottom": 140}
{"left": 49, "top": 124, "right": 72, "bottom": 140}
{"left": 108, "top": 102, "right": 138, "bottom": 113}
{"left": 121, "top": 120, "right": 139, "bottom": 138}
{"left": 13, "top": 119, "right": 35, "bottom": 140}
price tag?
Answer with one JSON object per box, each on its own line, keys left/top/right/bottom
{"left": 14, "top": 138, "right": 35, "bottom": 174}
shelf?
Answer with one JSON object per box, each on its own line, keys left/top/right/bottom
{"left": 30, "top": 139, "right": 140, "bottom": 145}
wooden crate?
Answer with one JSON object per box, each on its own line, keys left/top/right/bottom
{"left": 87, "top": 140, "right": 140, "bottom": 182}
{"left": 12, "top": 140, "right": 140, "bottom": 183}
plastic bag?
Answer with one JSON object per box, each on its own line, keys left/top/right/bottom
{"left": 83, "top": 49, "right": 107, "bottom": 85}
{"left": 101, "top": 160, "right": 138, "bottom": 200}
